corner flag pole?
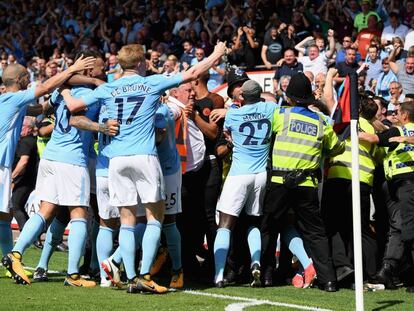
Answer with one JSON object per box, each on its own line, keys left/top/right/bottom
{"left": 349, "top": 72, "right": 364, "bottom": 311}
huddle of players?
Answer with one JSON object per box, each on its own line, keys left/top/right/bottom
{"left": 4, "top": 38, "right": 414, "bottom": 294}
{"left": 0, "top": 42, "right": 228, "bottom": 293}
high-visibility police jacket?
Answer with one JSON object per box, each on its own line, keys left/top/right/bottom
{"left": 37, "top": 117, "right": 54, "bottom": 158}
{"left": 271, "top": 106, "right": 345, "bottom": 187}
{"left": 384, "top": 123, "right": 414, "bottom": 180}
{"left": 327, "top": 117, "right": 384, "bottom": 187}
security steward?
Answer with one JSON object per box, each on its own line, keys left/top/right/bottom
{"left": 261, "top": 72, "right": 345, "bottom": 292}
{"left": 322, "top": 94, "right": 383, "bottom": 285}
{"left": 359, "top": 101, "right": 414, "bottom": 293}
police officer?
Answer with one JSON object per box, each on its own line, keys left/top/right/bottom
{"left": 359, "top": 101, "right": 414, "bottom": 293}
{"left": 261, "top": 72, "right": 345, "bottom": 292}
{"left": 322, "top": 94, "right": 383, "bottom": 285}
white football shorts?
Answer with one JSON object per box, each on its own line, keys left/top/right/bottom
{"left": 96, "top": 176, "right": 120, "bottom": 219}
{"left": 217, "top": 171, "right": 267, "bottom": 217}
{"left": 35, "top": 159, "right": 90, "bottom": 207}
{"left": 0, "top": 166, "right": 12, "bottom": 213}
{"left": 136, "top": 168, "right": 181, "bottom": 217}
{"left": 109, "top": 155, "right": 165, "bottom": 207}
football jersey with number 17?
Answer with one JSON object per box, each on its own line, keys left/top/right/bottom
{"left": 224, "top": 101, "right": 279, "bottom": 176}
{"left": 82, "top": 74, "right": 183, "bottom": 159}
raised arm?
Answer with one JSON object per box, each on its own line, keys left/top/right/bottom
{"left": 295, "top": 36, "right": 313, "bottom": 57}
{"left": 323, "top": 68, "right": 338, "bottom": 115}
{"left": 181, "top": 41, "right": 227, "bottom": 83}
{"left": 325, "top": 29, "right": 336, "bottom": 59}
{"left": 34, "top": 56, "right": 96, "bottom": 98}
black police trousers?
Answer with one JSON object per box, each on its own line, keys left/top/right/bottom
{"left": 261, "top": 183, "right": 336, "bottom": 285}
{"left": 321, "top": 179, "right": 377, "bottom": 280}
{"left": 382, "top": 181, "right": 414, "bottom": 268}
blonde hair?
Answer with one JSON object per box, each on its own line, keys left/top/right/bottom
{"left": 117, "top": 44, "right": 145, "bottom": 70}
{"left": 167, "top": 54, "right": 178, "bottom": 63}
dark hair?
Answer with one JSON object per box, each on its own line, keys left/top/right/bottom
{"left": 373, "top": 95, "right": 388, "bottom": 110}
{"left": 182, "top": 39, "right": 194, "bottom": 46}
{"left": 388, "top": 12, "right": 399, "bottom": 19}
{"left": 400, "top": 101, "right": 414, "bottom": 122}
{"left": 359, "top": 94, "right": 377, "bottom": 120}
{"left": 74, "top": 50, "right": 102, "bottom": 61}
{"left": 283, "top": 47, "right": 297, "bottom": 56}
{"left": 198, "top": 71, "right": 210, "bottom": 84}
{"left": 368, "top": 44, "right": 378, "bottom": 51}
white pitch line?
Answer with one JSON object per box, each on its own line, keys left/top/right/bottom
{"left": 183, "top": 290, "right": 333, "bottom": 311}
{"left": 225, "top": 301, "right": 266, "bottom": 311}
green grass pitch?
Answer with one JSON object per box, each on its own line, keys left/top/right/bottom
{"left": 1, "top": 247, "right": 413, "bottom": 310}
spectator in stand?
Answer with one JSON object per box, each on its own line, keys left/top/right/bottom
{"left": 0, "top": 59, "right": 7, "bottom": 78}
{"left": 198, "top": 30, "right": 214, "bottom": 57}
{"left": 162, "top": 30, "right": 183, "bottom": 58}
{"left": 344, "top": 0, "right": 361, "bottom": 20}
{"left": 355, "top": 15, "right": 382, "bottom": 60}
{"left": 365, "top": 45, "right": 383, "bottom": 90}
{"left": 388, "top": 81, "right": 406, "bottom": 112}
{"left": 295, "top": 33, "right": 330, "bottom": 57}
{"left": 231, "top": 26, "right": 260, "bottom": 70}
{"left": 106, "top": 55, "right": 121, "bottom": 83}
{"left": 275, "top": 75, "right": 291, "bottom": 105}
{"left": 191, "top": 48, "right": 205, "bottom": 66}
{"left": 298, "top": 29, "right": 335, "bottom": 78}
{"left": 278, "top": 23, "right": 297, "bottom": 50}
{"left": 172, "top": 9, "right": 190, "bottom": 36}
{"left": 374, "top": 57, "right": 398, "bottom": 101}
{"left": 146, "top": 51, "right": 163, "bottom": 75}
{"left": 186, "top": 10, "right": 202, "bottom": 35}
{"left": 381, "top": 12, "right": 410, "bottom": 43}
{"left": 404, "top": 28, "right": 414, "bottom": 51}
{"left": 336, "top": 36, "right": 362, "bottom": 65}
{"left": 335, "top": 47, "right": 360, "bottom": 83}
{"left": 389, "top": 50, "right": 414, "bottom": 94}
{"left": 180, "top": 40, "right": 196, "bottom": 68}
{"left": 354, "top": 0, "right": 381, "bottom": 32}
{"left": 402, "top": 0, "right": 414, "bottom": 26}
{"left": 162, "top": 55, "right": 180, "bottom": 77}
{"left": 273, "top": 48, "right": 303, "bottom": 93}
{"left": 261, "top": 27, "right": 284, "bottom": 69}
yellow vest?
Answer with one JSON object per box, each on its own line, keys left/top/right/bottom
{"left": 37, "top": 117, "right": 55, "bottom": 158}
{"left": 384, "top": 123, "right": 414, "bottom": 180}
{"left": 271, "top": 106, "right": 345, "bottom": 187}
{"left": 327, "top": 117, "right": 384, "bottom": 186}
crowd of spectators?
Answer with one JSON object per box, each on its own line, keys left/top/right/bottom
{"left": 2, "top": 0, "right": 414, "bottom": 293}
{"left": 0, "top": 0, "right": 413, "bottom": 95}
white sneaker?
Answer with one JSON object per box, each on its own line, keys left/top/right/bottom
{"left": 100, "top": 277, "right": 112, "bottom": 288}
{"left": 101, "top": 257, "right": 122, "bottom": 288}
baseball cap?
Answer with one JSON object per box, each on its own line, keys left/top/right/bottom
{"left": 241, "top": 80, "right": 262, "bottom": 101}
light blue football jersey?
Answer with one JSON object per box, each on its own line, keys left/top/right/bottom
{"left": 96, "top": 104, "right": 110, "bottom": 178}
{"left": 225, "top": 101, "right": 279, "bottom": 176}
{"left": 42, "top": 87, "right": 94, "bottom": 167}
{"left": 80, "top": 95, "right": 101, "bottom": 160}
{"left": 155, "top": 104, "right": 180, "bottom": 176}
{"left": 82, "top": 73, "right": 183, "bottom": 158}
{"left": 0, "top": 86, "right": 36, "bottom": 168}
